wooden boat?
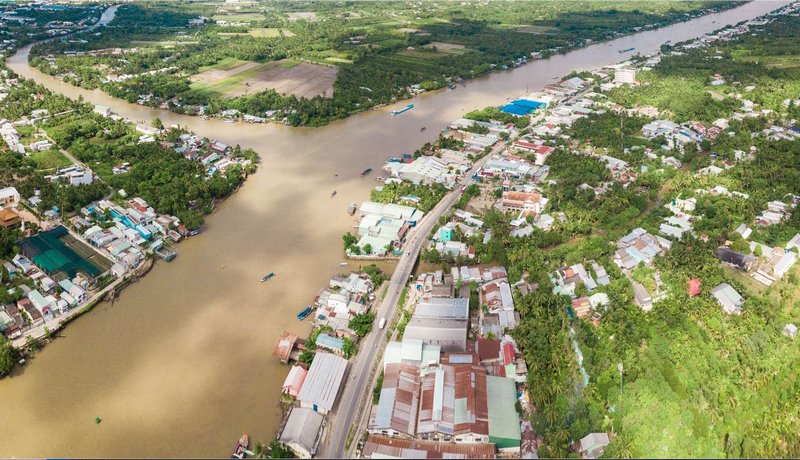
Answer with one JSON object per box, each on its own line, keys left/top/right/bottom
{"left": 260, "top": 272, "right": 275, "bottom": 283}
{"left": 230, "top": 433, "right": 249, "bottom": 459}
{"left": 297, "top": 306, "right": 313, "bottom": 321}
{"left": 331, "top": 190, "right": 337, "bottom": 198}
{"left": 360, "top": 168, "right": 373, "bottom": 177}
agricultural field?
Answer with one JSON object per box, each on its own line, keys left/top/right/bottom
{"left": 190, "top": 59, "right": 337, "bottom": 99}
{"left": 217, "top": 28, "right": 295, "bottom": 38}
{"left": 211, "top": 12, "right": 265, "bottom": 23}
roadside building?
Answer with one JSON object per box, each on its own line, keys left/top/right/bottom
{"left": 297, "top": 352, "right": 348, "bottom": 415}
{"left": 279, "top": 407, "right": 324, "bottom": 459}
{"left": 383, "top": 338, "right": 441, "bottom": 370}
{"left": 360, "top": 434, "right": 496, "bottom": 458}
{"left": 368, "top": 363, "right": 421, "bottom": 437}
{"left": 0, "top": 186, "right": 20, "bottom": 208}
{"left": 403, "top": 317, "right": 468, "bottom": 353}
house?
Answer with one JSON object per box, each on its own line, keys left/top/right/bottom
{"left": 716, "top": 247, "right": 756, "bottom": 271}
{"left": 734, "top": 224, "right": 752, "bottom": 240}
{"left": 579, "top": 432, "right": 610, "bottom": 459}
{"left": 278, "top": 407, "right": 324, "bottom": 459}
{"left": 0, "top": 207, "right": 20, "bottom": 228}
{"left": 632, "top": 282, "right": 653, "bottom": 312}
{"left": 297, "top": 352, "right": 347, "bottom": 414}
{"left": 711, "top": 283, "right": 744, "bottom": 315}
{"left": 0, "top": 186, "right": 20, "bottom": 208}
{"left": 614, "top": 68, "right": 636, "bottom": 84}
{"left": 281, "top": 365, "right": 308, "bottom": 398}
{"left": 383, "top": 338, "right": 441, "bottom": 370}
{"left": 315, "top": 333, "right": 345, "bottom": 355}
{"left": 571, "top": 297, "right": 592, "bottom": 319}
{"left": 500, "top": 191, "right": 548, "bottom": 217}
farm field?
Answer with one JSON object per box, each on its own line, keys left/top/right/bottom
{"left": 30, "top": 149, "right": 71, "bottom": 171}
{"left": 211, "top": 12, "right": 265, "bottom": 23}
{"left": 218, "top": 28, "right": 295, "bottom": 38}
{"left": 190, "top": 59, "right": 337, "bottom": 99}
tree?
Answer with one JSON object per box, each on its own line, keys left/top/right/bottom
{"left": 151, "top": 117, "right": 164, "bottom": 130}
{"left": 342, "top": 338, "right": 356, "bottom": 359}
{"left": 349, "top": 312, "right": 375, "bottom": 337}
{"left": 0, "top": 336, "right": 15, "bottom": 376}
{"left": 363, "top": 243, "right": 373, "bottom": 255}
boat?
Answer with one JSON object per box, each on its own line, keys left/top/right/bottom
{"left": 297, "top": 306, "right": 313, "bottom": 321}
{"left": 331, "top": 190, "right": 337, "bottom": 198}
{"left": 390, "top": 104, "right": 414, "bottom": 115}
{"left": 339, "top": 262, "right": 348, "bottom": 267}
{"left": 387, "top": 157, "right": 402, "bottom": 163}
{"left": 360, "top": 168, "right": 373, "bottom": 177}
{"left": 618, "top": 47, "right": 635, "bottom": 54}
{"left": 420, "top": 127, "right": 426, "bottom": 132}
{"left": 347, "top": 203, "right": 357, "bottom": 215}
{"left": 231, "top": 434, "right": 249, "bottom": 459}
{"left": 224, "top": 119, "right": 236, "bottom": 123}
{"left": 260, "top": 272, "right": 275, "bottom": 283}
{"left": 447, "top": 83, "right": 457, "bottom": 90}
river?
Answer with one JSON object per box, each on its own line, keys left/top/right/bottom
{"left": 0, "top": 1, "right": 789, "bottom": 457}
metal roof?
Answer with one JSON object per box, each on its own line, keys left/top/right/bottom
{"left": 297, "top": 352, "right": 347, "bottom": 412}
{"left": 486, "top": 376, "right": 521, "bottom": 448}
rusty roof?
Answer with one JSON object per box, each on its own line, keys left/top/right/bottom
{"left": 361, "top": 434, "right": 496, "bottom": 458}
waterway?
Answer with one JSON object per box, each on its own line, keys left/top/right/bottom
{"left": 0, "top": 1, "right": 789, "bottom": 457}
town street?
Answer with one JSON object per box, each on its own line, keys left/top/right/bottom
{"left": 318, "top": 136, "right": 511, "bottom": 458}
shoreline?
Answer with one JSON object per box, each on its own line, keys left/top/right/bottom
{"left": 0, "top": 1, "right": 791, "bottom": 456}
{"left": 23, "top": 2, "right": 741, "bottom": 128}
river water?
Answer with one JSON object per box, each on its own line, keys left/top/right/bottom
{"left": 0, "top": 1, "right": 788, "bottom": 457}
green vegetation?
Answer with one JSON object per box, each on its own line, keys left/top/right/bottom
{"left": 30, "top": 1, "right": 735, "bottom": 126}
{"left": 0, "top": 336, "right": 15, "bottom": 377}
{"left": 348, "top": 312, "right": 375, "bottom": 337}
{"left": 370, "top": 182, "right": 446, "bottom": 212}
{"left": 342, "top": 337, "right": 356, "bottom": 359}
{"left": 488, "top": 13, "right": 800, "bottom": 457}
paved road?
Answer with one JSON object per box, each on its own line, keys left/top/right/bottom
{"left": 317, "top": 143, "right": 502, "bottom": 459}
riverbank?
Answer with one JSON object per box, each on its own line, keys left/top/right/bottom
{"left": 0, "top": 1, "right": 791, "bottom": 457}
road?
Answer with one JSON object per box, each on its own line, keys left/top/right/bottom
{"left": 317, "top": 140, "right": 505, "bottom": 459}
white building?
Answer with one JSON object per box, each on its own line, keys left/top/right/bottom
{"left": 0, "top": 186, "right": 20, "bottom": 207}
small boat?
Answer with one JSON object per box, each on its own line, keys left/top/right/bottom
{"left": 331, "top": 190, "right": 337, "bottom": 198}
{"left": 387, "top": 157, "right": 402, "bottom": 163}
{"left": 361, "top": 168, "right": 373, "bottom": 177}
{"left": 618, "top": 47, "right": 635, "bottom": 54}
{"left": 420, "top": 127, "right": 426, "bottom": 132}
{"left": 224, "top": 119, "right": 236, "bottom": 123}
{"left": 339, "top": 262, "right": 348, "bottom": 267}
{"left": 297, "top": 306, "right": 313, "bottom": 321}
{"left": 447, "top": 83, "right": 457, "bottom": 90}
{"left": 390, "top": 104, "right": 414, "bottom": 115}
{"left": 260, "top": 272, "right": 275, "bottom": 283}
{"left": 347, "top": 203, "right": 357, "bottom": 215}
{"left": 231, "top": 434, "right": 249, "bottom": 459}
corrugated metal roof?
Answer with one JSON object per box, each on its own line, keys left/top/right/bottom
{"left": 297, "top": 352, "right": 347, "bottom": 412}
{"left": 486, "top": 376, "right": 521, "bottom": 448}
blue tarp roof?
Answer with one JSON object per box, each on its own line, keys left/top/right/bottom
{"left": 500, "top": 99, "right": 546, "bottom": 116}
{"left": 500, "top": 104, "right": 531, "bottom": 116}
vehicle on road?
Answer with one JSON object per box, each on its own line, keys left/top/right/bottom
{"left": 378, "top": 317, "right": 386, "bottom": 329}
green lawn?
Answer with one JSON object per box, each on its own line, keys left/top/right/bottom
{"left": 31, "top": 148, "right": 71, "bottom": 171}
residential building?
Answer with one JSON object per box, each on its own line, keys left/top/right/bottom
{"left": 0, "top": 186, "right": 20, "bottom": 208}
{"left": 403, "top": 317, "right": 468, "bottom": 353}
{"left": 716, "top": 247, "right": 756, "bottom": 271}
{"left": 614, "top": 68, "right": 636, "bottom": 84}
{"left": 711, "top": 283, "right": 744, "bottom": 315}
{"left": 500, "top": 191, "right": 548, "bottom": 218}
{"left": 632, "top": 282, "right": 653, "bottom": 312}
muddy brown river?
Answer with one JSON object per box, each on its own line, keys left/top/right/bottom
{"left": 0, "top": 1, "right": 789, "bottom": 456}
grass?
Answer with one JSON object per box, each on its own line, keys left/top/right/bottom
{"left": 400, "top": 49, "right": 447, "bottom": 60}
{"left": 190, "top": 62, "right": 275, "bottom": 97}
{"left": 279, "top": 59, "right": 300, "bottom": 68}
{"left": 198, "top": 57, "right": 248, "bottom": 72}
{"left": 30, "top": 148, "right": 71, "bottom": 171}
{"left": 730, "top": 49, "right": 800, "bottom": 68}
